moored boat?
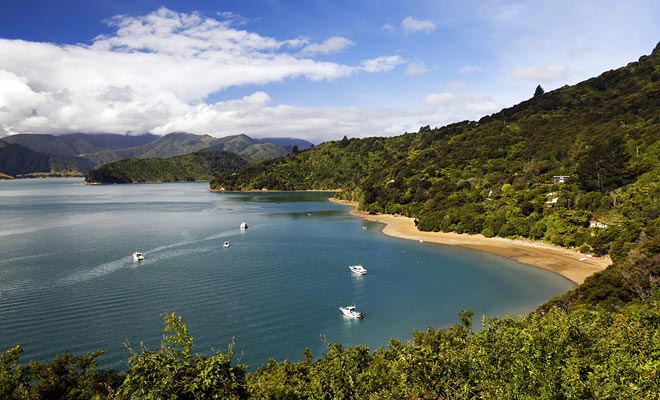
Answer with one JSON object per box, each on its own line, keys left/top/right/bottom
{"left": 349, "top": 264, "right": 367, "bottom": 275}
{"left": 240, "top": 221, "right": 249, "bottom": 230}
{"left": 339, "top": 305, "right": 365, "bottom": 318}
{"left": 223, "top": 241, "right": 230, "bottom": 248}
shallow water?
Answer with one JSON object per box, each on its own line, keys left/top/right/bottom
{"left": 0, "top": 178, "right": 573, "bottom": 370}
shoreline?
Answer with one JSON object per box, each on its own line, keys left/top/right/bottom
{"left": 330, "top": 198, "right": 610, "bottom": 285}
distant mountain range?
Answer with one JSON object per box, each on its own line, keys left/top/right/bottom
{"left": 0, "top": 132, "right": 312, "bottom": 177}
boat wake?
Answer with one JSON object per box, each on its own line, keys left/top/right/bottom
{"left": 1, "top": 230, "right": 234, "bottom": 297}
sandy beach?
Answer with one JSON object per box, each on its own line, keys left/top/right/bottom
{"left": 331, "top": 199, "right": 611, "bottom": 285}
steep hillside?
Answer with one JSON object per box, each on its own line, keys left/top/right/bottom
{"left": 0, "top": 140, "right": 50, "bottom": 175}
{"left": 204, "top": 134, "right": 258, "bottom": 153}
{"left": 256, "top": 137, "right": 314, "bottom": 152}
{"left": 82, "top": 132, "right": 218, "bottom": 165}
{"left": 211, "top": 43, "right": 660, "bottom": 309}
{"left": 84, "top": 150, "right": 248, "bottom": 184}
{"left": 0, "top": 140, "right": 94, "bottom": 177}
{"left": 202, "top": 134, "right": 300, "bottom": 160}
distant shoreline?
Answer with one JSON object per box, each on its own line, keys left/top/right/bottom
{"left": 330, "top": 198, "right": 610, "bottom": 285}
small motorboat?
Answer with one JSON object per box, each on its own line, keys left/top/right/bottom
{"left": 132, "top": 252, "right": 145, "bottom": 261}
{"left": 223, "top": 241, "right": 230, "bottom": 248}
{"left": 349, "top": 264, "right": 367, "bottom": 275}
{"left": 240, "top": 221, "right": 249, "bottom": 230}
{"left": 339, "top": 305, "right": 365, "bottom": 318}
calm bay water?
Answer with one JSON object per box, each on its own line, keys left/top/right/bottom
{"left": 0, "top": 178, "right": 573, "bottom": 370}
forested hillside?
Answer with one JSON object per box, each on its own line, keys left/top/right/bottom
{"left": 0, "top": 140, "right": 95, "bottom": 177}
{"left": 84, "top": 150, "right": 248, "bottom": 183}
{"left": 212, "top": 42, "right": 660, "bottom": 308}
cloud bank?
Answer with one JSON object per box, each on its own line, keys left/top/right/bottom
{"left": 0, "top": 8, "right": 409, "bottom": 140}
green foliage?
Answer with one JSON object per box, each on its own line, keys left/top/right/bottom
{"left": 4, "top": 263, "right": 660, "bottom": 399}
{"left": 0, "top": 346, "right": 30, "bottom": 399}
{"left": 534, "top": 84, "right": 545, "bottom": 97}
{"left": 119, "top": 312, "right": 247, "bottom": 400}
{"left": 0, "top": 346, "right": 122, "bottom": 400}
{"left": 0, "top": 140, "right": 93, "bottom": 176}
{"left": 85, "top": 151, "right": 248, "bottom": 184}
{"left": 245, "top": 291, "right": 660, "bottom": 399}
{"left": 542, "top": 219, "right": 660, "bottom": 310}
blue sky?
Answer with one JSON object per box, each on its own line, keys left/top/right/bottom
{"left": 1, "top": 1, "right": 659, "bottom": 143}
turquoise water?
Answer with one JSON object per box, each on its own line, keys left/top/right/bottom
{"left": 0, "top": 178, "right": 573, "bottom": 370}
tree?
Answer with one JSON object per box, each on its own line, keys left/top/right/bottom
{"left": 577, "top": 135, "right": 629, "bottom": 192}
{"left": 120, "top": 312, "right": 247, "bottom": 400}
{"left": 534, "top": 84, "right": 545, "bottom": 97}
{"left": 291, "top": 145, "right": 299, "bottom": 154}
{"left": 0, "top": 346, "right": 30, "bottom": 399}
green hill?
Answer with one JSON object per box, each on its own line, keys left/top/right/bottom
{"left": 212, "top": 42, "right": 660, "bottom": 309}
{"left": 84, "top": 150, "right": 248, "bottom": 184}
{"left": 0, "top": 140, "right": 95, "bottom": 177}
{"left": 0, "top": 140, "right": 50, "bottom": 176}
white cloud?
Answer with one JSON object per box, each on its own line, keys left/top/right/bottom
{"left": 512, "top": 65, "right": 571, "bottom": 82}
{"left": 299, "top": 36, "right": 355, "bottom": 56}
{"left": 217, "top": 11, "right": 248, "bottom": 26}
{"left": 401, "top": 16, "right": 436, "bottom": 34}
{"left": 0, "top": 8, "right": 403, "bottom": 138}
{"left": 446, "top": 80, "right": 465, "bottom": 89}
{"left": 477, "top": 2, "right": 528, "bottom": 23}
{"left": 381, "top": 23, "right": 396, "bottom": 33}
{"left": 359, "top": 56, "right": 404, "bottom": 73}
{"left": 148, "top": 90, "right": 416, "bottom": 142}
{"left": 421, "top": 91, "right": 501, "bottom": 126}
{"left": 405, "top": 60, "right": 429, "bottom": 76}
{"left": 458, "top": 65, "right": 481, "bottom": 75}
{"left": 0, "top": 70, "right": 50, "bottom": 135}
{"left": 424, "top": 92, "right": 456, "bottom": 106}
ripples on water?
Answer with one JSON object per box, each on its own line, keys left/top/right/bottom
{"left": 0, "top": 179, "right": 573, "bottom": 370}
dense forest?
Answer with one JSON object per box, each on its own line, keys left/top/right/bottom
{"left": 3, "top": 44, "right": 660, "bottom": 398}
{"left": 84, "top": 150, "right": 249, "bottom": 183}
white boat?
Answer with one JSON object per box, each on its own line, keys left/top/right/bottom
{"left": 240, "top": 221, "right": 249, "bottom": 230}
{"left": 223, "top": 241, "right": 230, "bottom": 248}
{"left": 132, "top": 252, "right": 144, "bottom": 261}
{"left": 339, "top": 305, "right": 365, "bottom": 318}
{"left": 349, "top": 264, "right": 367, "bottom": 275}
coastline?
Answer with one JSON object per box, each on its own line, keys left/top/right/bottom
{"left": 330, "top": 198, "right": 611, "bottom": 285}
